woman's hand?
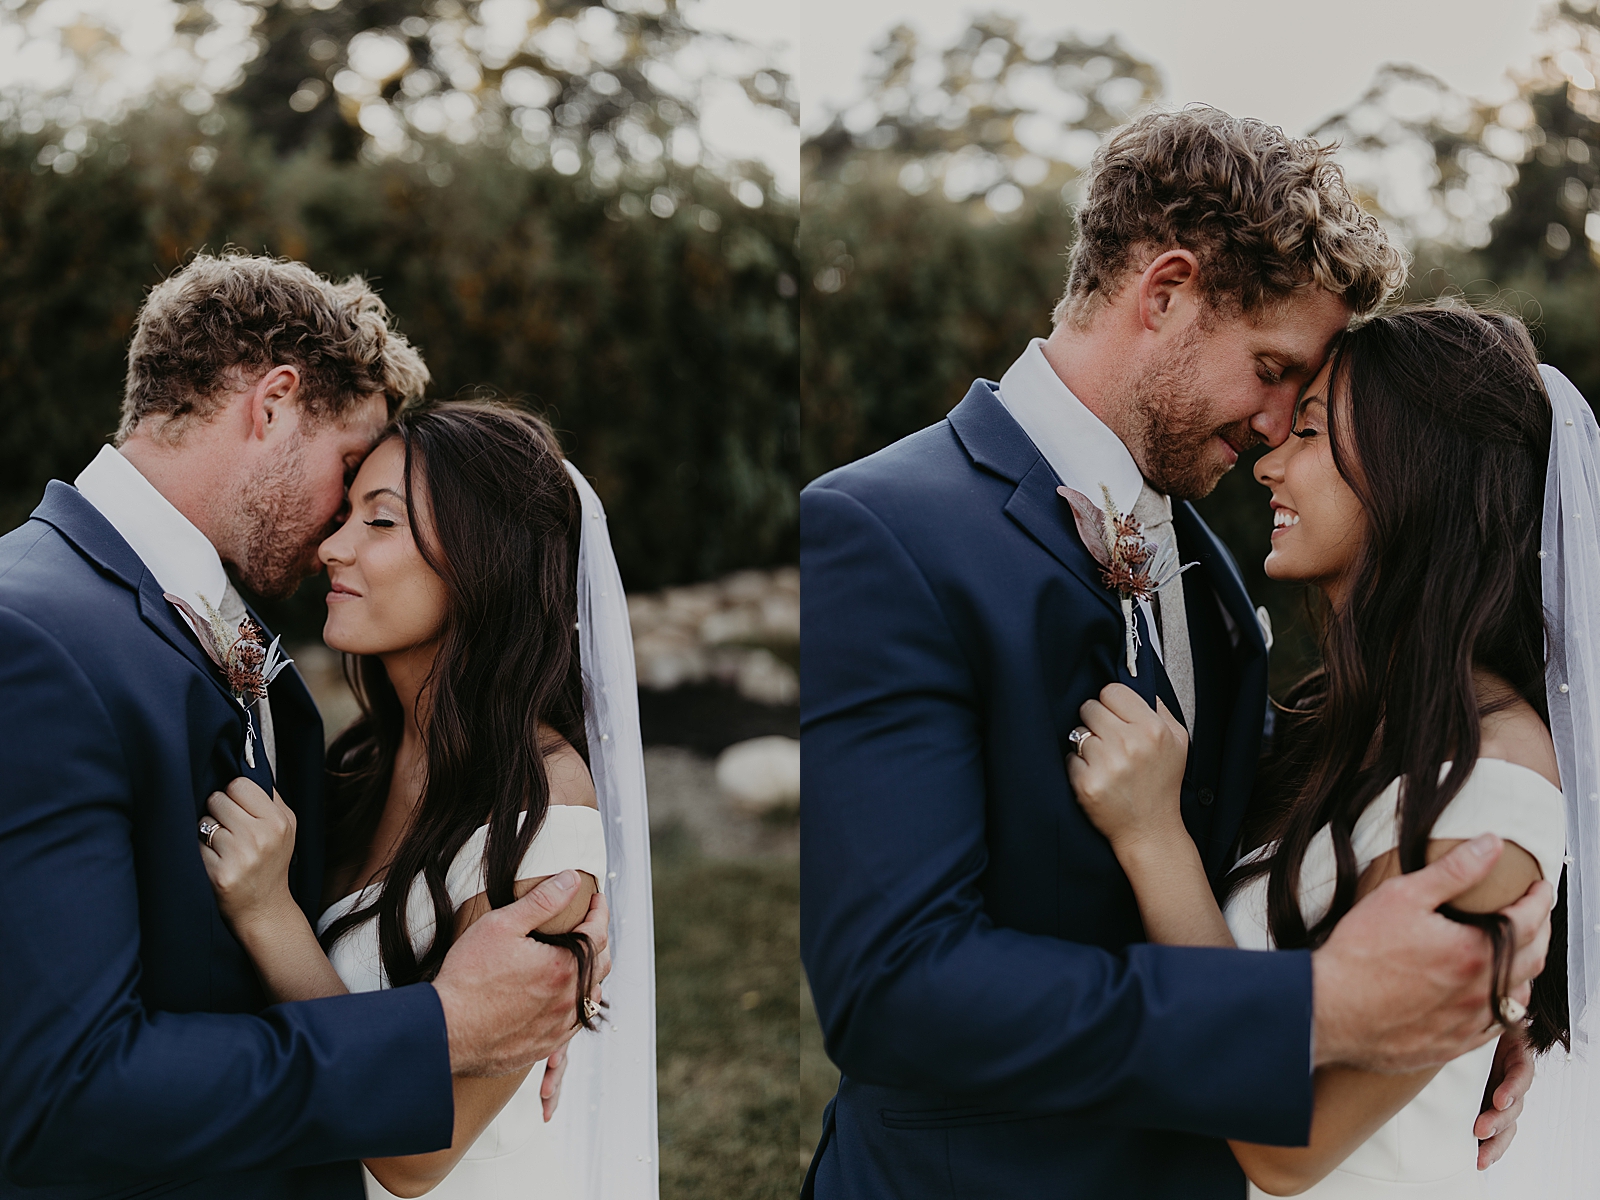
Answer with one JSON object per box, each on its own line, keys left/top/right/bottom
{"left": 541, "top": 1045, "right": 568, "bottom": 1123}
{"left": 1066, "top": 683, "right": 1189, "bottom": 853}
{"left": 200, "top": 777, "right": 299, "bottom": 933}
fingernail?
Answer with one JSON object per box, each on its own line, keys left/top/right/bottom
{"left": 1498, "top": 1095, "right": 1512, "bottom": 1110}
{"left": 1466, "top": 833, "right": 1498, "bottom": 859}
{"left": 551, "top": 870, "right": 578, "bottom": 894}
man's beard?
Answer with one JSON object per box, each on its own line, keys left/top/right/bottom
{"left": 234, "top": 433, "right": 329, "bottom": 600}
{"left": 1121, "top": 327, "right": 1256, "bottom": 502}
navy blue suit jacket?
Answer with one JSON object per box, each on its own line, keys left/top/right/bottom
{"left": 800, "top": 382, "right": 1315, "bottom": 1199}
{"left": 0, "top": 483, "right": 454, "bottom": 1199}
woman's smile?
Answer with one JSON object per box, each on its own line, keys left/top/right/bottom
{"left": 1253, "top": 356, "right": 1367, "bottom": 602}
{"left": 317, "top": 438, "right": 450, "bottom": 658}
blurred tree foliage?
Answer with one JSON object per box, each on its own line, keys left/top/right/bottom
{"left": 1313, "top": 0, "right": 1600, "bottom": 397}
{"left": 801, "top": 17, "right": 1160, "bottom": 480}
{"left": 2, "top": 0, "right": 793, "bottom": 196}
{"left": 805, "top": 16, "right": 1158, "bottom": 215}
{"left": 0, "top": 0, "right": 798, "bottom": 630}
{"left": 801, "top": 6, "right": 1600, "bottom": 688}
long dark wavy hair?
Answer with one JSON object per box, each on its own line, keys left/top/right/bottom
{"left": 1231, "top": 304, "right": 1568, "bottom": 1052}
{"left": 319, "top": 400, "right": 599, "bottom": 1027}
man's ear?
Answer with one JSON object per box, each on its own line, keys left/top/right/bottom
{"left": 248, "top": 365, "right": 301, "bottom": 441}
{"left": 1137, "top": 249, "right": 1200, "bottom": 333}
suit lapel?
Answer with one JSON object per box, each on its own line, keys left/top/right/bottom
{"left": 1174, "top": 503, "right": 1269, "bottom": 874}
{"left": 1175, "top": 503, "right": 1267, "bottom": 662}
{"left": 259, "top": 645, "right": 325, "bottom": 914}
{"left": 1003, "top": 460, "right": 1124, "bottom": 622}
{"left": 948, "top": 382, "right": 1122, "bottom": 623}
{"left": 134, "top": 572, "right": 239, "bottom": 707}
{"left": 32, "top": 480, "right": 271, "bottom": 793}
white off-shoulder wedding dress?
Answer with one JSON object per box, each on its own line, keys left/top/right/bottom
{"left": 1223, "top": 759, "right": 1566, "bottom": 1199}
{"left": 316, "top": 805, "right": 609, "bottom": 1200}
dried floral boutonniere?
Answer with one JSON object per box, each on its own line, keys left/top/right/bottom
{"left": 1057, "top": 483, "right": 1195, "bottom": 675}
{"left": 165, "top": 592, "right": 292, "bottom": 768}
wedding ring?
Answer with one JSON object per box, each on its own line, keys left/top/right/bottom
{"left": 198, "top": 818, "right": 220, "bottom": 849}
{"left": 1067, "top": 726, "right": 1093, "bottom": 757}
{"left": 583, "top": 997, "right": 602, "bottom": 1023}
{"left": 1499, "top": 996, "right": 1528, "bottom": 1025}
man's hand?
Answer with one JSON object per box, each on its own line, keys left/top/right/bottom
{"left": 1312, "top": 834, "right": 1553, "bottom": 1074}
{"left": 433, "top": 872, "right": 612, "bottom": 1077}
{"left": 1475, "top": 1028, "right": 1535, "bottom": 1169}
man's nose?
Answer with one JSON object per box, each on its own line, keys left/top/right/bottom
{"left": 1251, "top": 391, "right": 1298, "bottom": 448}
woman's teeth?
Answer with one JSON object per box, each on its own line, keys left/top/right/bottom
{"left": 1274, "top": 510, "right": 1300, "bottom": 529}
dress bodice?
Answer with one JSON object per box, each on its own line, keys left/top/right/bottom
{"left": 316, "top": 804, "right": 608, "bottom": 1199}
{"left": 1223, "top": 759, "right": 1566, "bottom": 1199}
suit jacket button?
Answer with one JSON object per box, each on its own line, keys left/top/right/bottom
{"left": 1198, "top": 787, "right": 1215, "bottom": 807}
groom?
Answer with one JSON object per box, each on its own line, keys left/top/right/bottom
{"left": 801, "top": 108, "right": 1550, "bottom": 1197}
{"left": 0, "top": 253, "right": 607, "bottom": 1197}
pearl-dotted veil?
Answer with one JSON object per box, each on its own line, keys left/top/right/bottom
{"left": 1488, "top": 365, "right": 1600, "bottom": 1195}
{"left": 548, "top": 461, "right": 659, "bottom": 1199}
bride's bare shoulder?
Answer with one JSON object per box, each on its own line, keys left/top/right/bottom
{"left": 1477, "top": 685, "right": 1560, "bottom": 790}
{"left": 538, "top": 724, "right": 599, "bottom": 809}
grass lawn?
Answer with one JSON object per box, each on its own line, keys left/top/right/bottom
{"left": 654, "top": 825, "right": 814, "bottom": 1197}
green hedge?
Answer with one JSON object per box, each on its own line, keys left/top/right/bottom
{"left": 0, "top": 106, "right": 799, "bottom": 614}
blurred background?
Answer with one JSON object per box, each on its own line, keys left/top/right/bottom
{"left": 798, "top": 0, "right": 1600, "bottom": 1162}
{"left": 0, "top": 0, "right": 800, "bottom": 1195}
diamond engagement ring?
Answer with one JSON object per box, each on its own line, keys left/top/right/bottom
{"left": 1067, "top": 726, "right": 1093, "bottom": 757}
{"left": 198, "top": 818, "right": 220, "bottom": 848}
{"left": 1499, "top": 996, "right": 1528, "bottom": 1025}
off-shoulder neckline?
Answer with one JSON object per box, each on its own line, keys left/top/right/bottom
{"left": 321, "top": 804, "right": 603, "bottom": 918}
{"left": 1416, "top": 757, "right": 1562, "bottom": 796}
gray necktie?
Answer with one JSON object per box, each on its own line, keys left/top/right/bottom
{"left": 1131, "top": 485, "right": 1195, "bottom": 733}
{"left": 218, "top": 582, "right": 278, "bottom": 778}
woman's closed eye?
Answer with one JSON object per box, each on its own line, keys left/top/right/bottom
{"left": 365, "top": 517, "right": 397, "bottom": 528}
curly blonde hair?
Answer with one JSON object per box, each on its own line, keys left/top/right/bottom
{"left": 1054, "top": 106, "right": 1407, "bottom": 327}
{"left": 118, "top": 252, "right": 431, "bottom": 442}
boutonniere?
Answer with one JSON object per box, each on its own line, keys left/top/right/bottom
{"left": 164, "top": 592, "right": 292, "bottom": 768}
{"left": 1057, "top": 484, "right": 1195, "bottom": 675}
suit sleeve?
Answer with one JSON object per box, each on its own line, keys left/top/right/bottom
{"left": 0, "top": 606, "right": 454, "bottom": 1186}
{"left": 799, "top": 484, "right": 1313, "bottom": 1145}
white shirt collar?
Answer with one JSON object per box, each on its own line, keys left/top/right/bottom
{"left": 74, "top": 445, "right": 231, "bottom": 617}
{"left": 995, "top": 337, "right": 1149, "bottom": 518}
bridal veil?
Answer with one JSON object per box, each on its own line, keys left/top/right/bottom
{"left": 550, "top": 461, "right": 660, "bottom": 1199}
{"left": 1488, "top": 365, "right": 1600, "bottom": 1196}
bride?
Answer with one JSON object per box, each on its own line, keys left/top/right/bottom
{"left": 191, "top": 401, "right": 657, "bottom": 1198}
{"left": 1065, "top": 304, "right": 1590, "bottom": 1197}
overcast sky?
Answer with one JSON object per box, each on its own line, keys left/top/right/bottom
{"left": 723, "top": 0, "right": 1555, "bottom": 138}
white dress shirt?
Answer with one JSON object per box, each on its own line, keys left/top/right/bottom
{"left": 76, "top": 445, "right": 278, "bottom": 773}
{"left": 995, "top": 338, "right": 1169, "bottom": 661}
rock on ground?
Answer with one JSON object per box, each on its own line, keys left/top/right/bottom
{"left": 646, "top": 746, "right": 798, "bottom": 860}
{"left": 715, "top": 736, "right": 801, "bottom": 814}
